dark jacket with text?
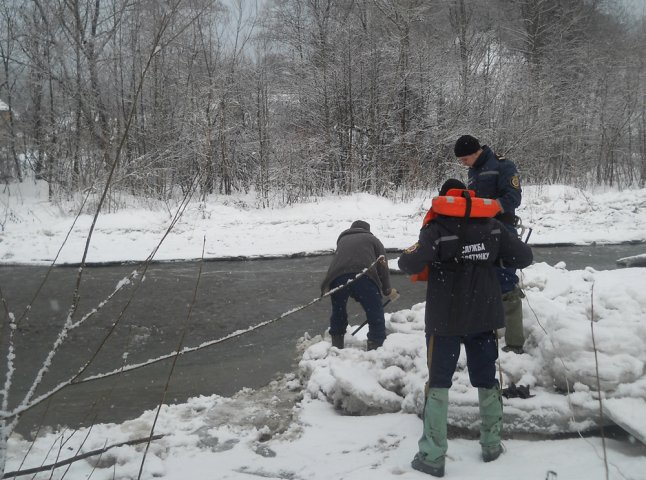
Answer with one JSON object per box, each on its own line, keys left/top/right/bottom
{"left": 398, "top": 216, "right": 532, "bottom": 336}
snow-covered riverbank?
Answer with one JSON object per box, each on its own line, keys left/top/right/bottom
{"left": 2, "top": 181, "right": 645, "bottom": 265}
{"left": 2, "top": 180, "right": 646, "bottom": 479}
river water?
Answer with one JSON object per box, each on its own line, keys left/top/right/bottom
{"left": 1, "top": 243, "right": 644, "bottom": 436}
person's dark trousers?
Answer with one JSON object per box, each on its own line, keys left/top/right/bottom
{"left": 329, "top": 273, "right": 386, "bottom": 345}
{"left": 426, "top": 331, "right": 498, "bottom": 388}
{"left": 496, "top": 222, "right": 520, "bottom": 294}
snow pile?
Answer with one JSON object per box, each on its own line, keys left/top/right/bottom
{"left": 298, "top": 263, "right": 646, "bottom": 434}
{"left": 524, "top": 263, "right": 646, "bottom": 393}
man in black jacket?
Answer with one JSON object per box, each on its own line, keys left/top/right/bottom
{"left": 398, "top": 180, "right": 533, "bottom": 477}
{"left": 455, "top": 134, "right": 525, "bottom": 353}
{"left": 321, "top": 220, "right": 396, "bottom": 350}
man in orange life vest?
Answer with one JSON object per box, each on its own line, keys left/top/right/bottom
{"left": 399, "top": 179, "right": 533, "bottom": 477}
{"left": 454, "top": 135, "right": 526, "bottom": 354}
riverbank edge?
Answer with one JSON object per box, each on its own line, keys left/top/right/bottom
{"left": 2, "top": 240, "right": 645, "bottom": 268}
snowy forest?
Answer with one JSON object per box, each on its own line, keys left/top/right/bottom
{"left": 1, "top": 0, "right": 645, "bottom": 206}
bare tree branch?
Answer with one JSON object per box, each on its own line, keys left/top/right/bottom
{"left": 2, "top": 435, "right": 164, "bottom": 478}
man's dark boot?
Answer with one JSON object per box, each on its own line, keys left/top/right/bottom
{"left": 367, "top": 340, "right": 382, "bottom": 351}
{"left": 482, "top": 444, "right": 503, "bottom": 462}
{"left": 411, "top": 452, "right": 445, "bottom": 477}
{"left": 502, "top": 344, "right": 524, "bottom": 354}
{"left": 331, "top": 334, "right": 344, "bottom": 349}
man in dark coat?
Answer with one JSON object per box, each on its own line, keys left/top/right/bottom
{"left": 398, "top": 179, "right": 533, "bottom": 477}
{"left": 454, "top": 134, "right": 526, "bottom": 354}
{"left": 321, "top": 220, "right": 397, "bottom": 350}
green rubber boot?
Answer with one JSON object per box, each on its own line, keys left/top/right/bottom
{"left": 478, "top": 386, "right": 503, "bottom": 462}
{"left": 502, "top": 286, "right": 525, "bottom": 352}
{"left": 413, "top": 388, "right": 448, "bottom": 476}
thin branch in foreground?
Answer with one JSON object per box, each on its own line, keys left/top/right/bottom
{"left": 0, "top": 175, "right": 201, "bottom": 421}
{"left": 12, "top": 186, "right": 94, "bottom": 329}
{"left": 67, "top": 173, "right": 201, "bottom": 385}
{"left": 60, "top": 423, "right": 96, "bottom": 480}
{"left": 138, "top": 236, "right": 207, "bottom": 480}
{"left": 2, "top": 435, "right": 164, "bottom": 479}
{"left": 2, "top": 255, "right": 385, "bottom": 421}
{"left": 589, "top": 283, "right": 609, "bottom": 480}
{"left": 17, "top": 322, "right": 136, "bottom": 480}
{"left": 524, "top": 283, "right": 627, "bottom": 479}
{"left": 0, "top": 288, "right": 16, "bottom": 411}
{"left": 12, "top": 396, "right": 54, "bottom": 477}
{"left": 3, "top": 255, "right": 384, "bottom": 477}
{"left": 77, "top": 255, "right": 385, "bottom": 383}
{"left": 0, "top": 7, "right": 193, "bottom": 476}
{"left": 8, "top": 7, "right": 179, "bottom": 428}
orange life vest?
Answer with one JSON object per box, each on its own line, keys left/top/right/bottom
{"left": 410, "top": 189, "right": 501, "bottom": 282}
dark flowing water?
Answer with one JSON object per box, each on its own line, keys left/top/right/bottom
{"left": 0, "top": 243, "right": 644, "bottom": 436}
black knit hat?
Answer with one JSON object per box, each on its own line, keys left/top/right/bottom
{"left": 439, "top": 178, "right": 466, "bottom": 196}
{"left": 351, "top": 220, "right": 370, "bottom": 231}
{"left": 454, "top": 135, "right": 481, "bottom": 157}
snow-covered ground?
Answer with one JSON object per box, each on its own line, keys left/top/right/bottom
{"left": 2, "top": 180, "right": 646, "bottom": 479}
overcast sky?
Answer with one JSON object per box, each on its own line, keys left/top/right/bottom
{"left": 622, "top": 0, "right": 645, "bottom": 16}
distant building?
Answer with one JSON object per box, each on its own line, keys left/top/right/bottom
{"left": 0, "top": 98, "right": 10, "bottom": 124}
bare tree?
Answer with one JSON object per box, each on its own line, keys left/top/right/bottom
{"left": 0, "top": 3, "right": 22, "bottom": 182}
{"left": 0, "top": 0, "right": 642, "bottom": 201}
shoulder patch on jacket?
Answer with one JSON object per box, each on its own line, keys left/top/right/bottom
{"left": 510, "top": 175, "right": 521, "bottom": 189}
{"left": 404, "top": 242, "right": 419, "bottom": 254}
